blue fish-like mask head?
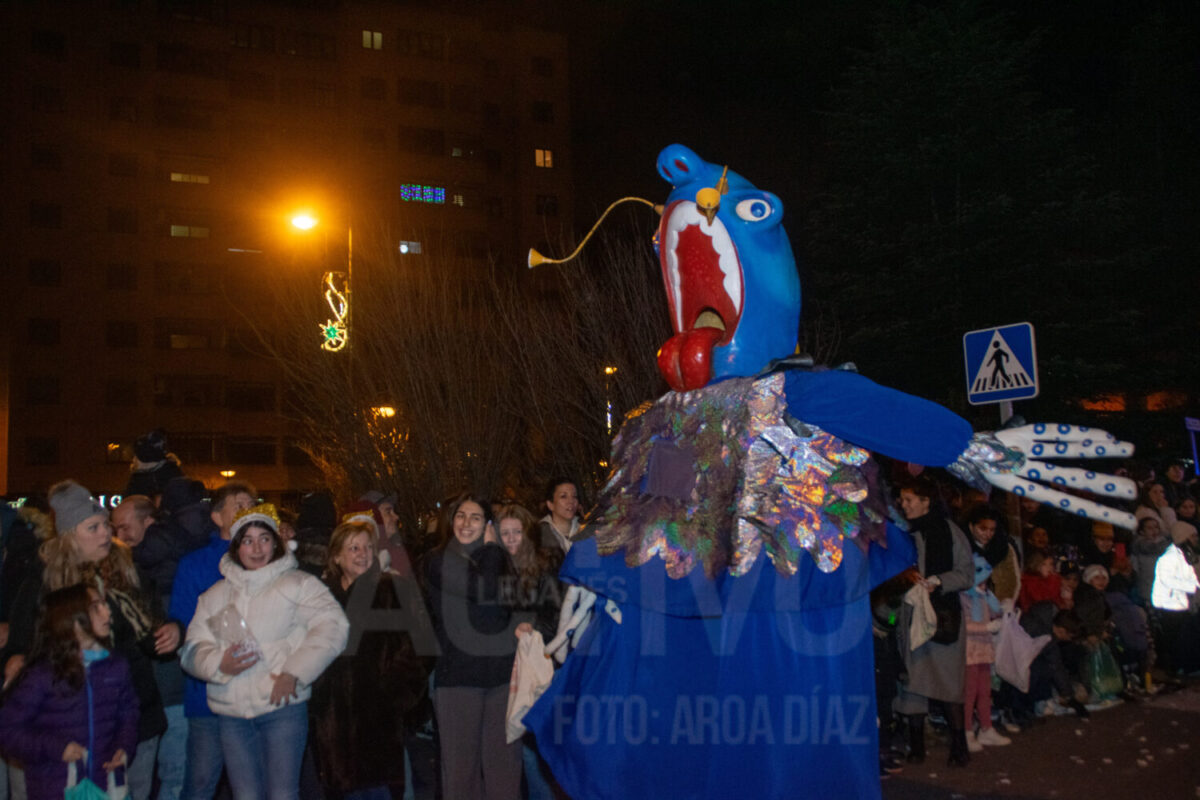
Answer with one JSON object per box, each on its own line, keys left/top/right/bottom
{"left": 653, "top": 144, "right": 801, "bottom": 391}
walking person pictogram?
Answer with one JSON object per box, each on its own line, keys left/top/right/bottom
{"left": 987, "top": 342, "right": 1011, "bottom": 388}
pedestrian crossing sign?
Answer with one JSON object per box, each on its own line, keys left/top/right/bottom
{"left": 963, "top": 322, "right": 1039, "bottom": 405}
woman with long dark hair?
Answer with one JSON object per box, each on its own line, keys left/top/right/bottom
{"left": 538, "top": 478, "right": 580, "bottom": 554}
{"left": 424, "top": 493, "right": 521, "bottom": 800}
{"left": 0, "top": 584, "right": 139, "bottom": 800}
{"left": 895, "top": 477, "right": 974, "bottom": 767}
{"left": 496, "top": 503, "right": 564, "bottom": 799}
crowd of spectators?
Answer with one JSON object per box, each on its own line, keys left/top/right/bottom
{"left": 874, "top": 458, "right": 1200, "bottom": 776}
{"left": 0, "top": 424, "right": 1196, "bottom": 797}
{"left": 0, "top": 429, "right": 578, "bottom": 800}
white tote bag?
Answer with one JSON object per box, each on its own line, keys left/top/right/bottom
{"left": 506, "top": 629, "right": 555, "bottom": 744}
{"left": 992, "top": 611, "right": 1050, "bottom": 694}
{"left": 904, "top": 584, "right": 937, "bottom": 650}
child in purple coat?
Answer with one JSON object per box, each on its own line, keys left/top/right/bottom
{"left": 0, "top": 584, "right": 139, "bottom": 800}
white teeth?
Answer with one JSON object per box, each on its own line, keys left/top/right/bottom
{"left": 664, "top": 202, "right": 743, "bottom": 332}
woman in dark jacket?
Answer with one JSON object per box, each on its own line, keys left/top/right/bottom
{"left": 310, "top": 519, "right": 433, "bottom": 799}
{"left": 894, "top": 478, "right": 974, "bottom": 767}
{"left": 2, "top": 481, "right": 177, "bottom": 800}
{"left": 424, "top": 493, "right": 521, "bottom": 800}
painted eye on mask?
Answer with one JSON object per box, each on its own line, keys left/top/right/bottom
{"left": 735, "top": 198, "right": 773, "bottom": 222}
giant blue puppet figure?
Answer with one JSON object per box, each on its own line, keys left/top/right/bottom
{"left": 522, "top": 145, "right": 1134, "bottom": 800}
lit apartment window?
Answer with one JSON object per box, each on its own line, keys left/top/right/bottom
{"left": 535, "top": 149, "right": 554, "bottom": 168}
{"left": 362, "top": 30, "right": 382, "bottom": 50}
{"left": 397, "top": 241, "right": 422, "bottom": 255}
{"left": 154, "top": 319, "right": 216, "bottom": 350}
{"left": 451, "top": 193, "right": 465, "bottom": 207}
{"left": 170, "top": 172, "right": 210, "bottom": 184}
{"left": 170, "top": 225, "right": 210, "bottom": 238}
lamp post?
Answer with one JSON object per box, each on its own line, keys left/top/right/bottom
{"left": 604, "top": 365, "right": 618, "bottom": 436}
{"left": 292, "top": 213, "right": 352, "bottom": 352}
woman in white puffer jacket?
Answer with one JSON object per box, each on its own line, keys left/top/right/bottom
{"left": 181, "top": 504, "right": 348, "bottom": 800}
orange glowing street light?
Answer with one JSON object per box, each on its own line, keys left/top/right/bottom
{"left": 291, "top": 213, "right": 318, "bottom": 231}
{"left": 292, "top": 211, "right": 352, "bottom": 352}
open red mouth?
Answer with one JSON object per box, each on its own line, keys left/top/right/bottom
{"left": 657, "top": 200, "right": 744, "bottom": 391}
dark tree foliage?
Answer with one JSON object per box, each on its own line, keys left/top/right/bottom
{"left": 804, "top": 0, "right": 1147, "bottom": 424}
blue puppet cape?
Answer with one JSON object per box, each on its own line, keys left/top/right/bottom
{"left": 524, "top": 369, "right": 970, "bottom": 800}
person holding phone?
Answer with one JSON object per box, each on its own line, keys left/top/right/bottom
{"left": 424, "top": 493, "right": 521, "bottom": 800}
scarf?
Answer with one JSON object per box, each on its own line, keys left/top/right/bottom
{"left": 964, "top": 583, "right": 1001, "bottom": 622}
{"left": 910, "top": 512, "right": 955, "bottom": 577}
{"left": 79, "top": 559, "right": 155, "bottom": 640}
{"left": 82, "top": 647, "right": 110, "bottom": 667}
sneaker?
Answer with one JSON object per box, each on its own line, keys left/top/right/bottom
{"left": 1034, "top": 700, "right": 1057, "bottom": 717}
{"left": 998, "top": 710, "right": 1021, "bottom": 733}
{"left": 965, "top": 731, "right": 983, "bottom": 753}
{"left": 977, "top": 727, "right": 1012, "bottom": 746}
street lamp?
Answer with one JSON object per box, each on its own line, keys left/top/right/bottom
{"left": 291, "top": 212, "right": 352, "bottom": 352}
{"left": 604, "top": 366, "right": 618, "bottom": 435}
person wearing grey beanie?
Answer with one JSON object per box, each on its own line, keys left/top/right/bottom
{"left": 47, "top": 480, "right": 106, "bottom": 536}
{"left": 3, "top": 480, "right": 180, "bottom": 800}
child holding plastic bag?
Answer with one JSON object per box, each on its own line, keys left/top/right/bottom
{"left": 961, "top": 554, "right": 1010, "bottom": 751}
{"left": 0, "top": 584, "right": 138, "bottom": 800}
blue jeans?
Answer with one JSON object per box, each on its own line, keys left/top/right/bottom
{"left": 156, "top": 705, "right": 188, "bottom": 800}
{"left": 181, "top": 715, "right": 224, "bottom": 800}
{"left": 219, "top": 703, "right": 308, "bottom": 800}
{"left": 128, "top": 735, "right": 159, "bottom": 800}
{"left": 344, "top": 788, "right": 392, "bottom": 800}
{"left": 522, "top": 735, "right": 557, "bottom": 800}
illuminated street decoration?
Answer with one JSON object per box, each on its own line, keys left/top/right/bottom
{"left": 320, "top": 270, "right": 349, "bottom": 351}
{"left": 400, "top": 183, "right": 446, "bottom": 203}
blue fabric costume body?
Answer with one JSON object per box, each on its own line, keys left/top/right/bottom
{"left": 525, "top": 367, "right": 973, "bottom": 800}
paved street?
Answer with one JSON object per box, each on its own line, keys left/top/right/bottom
{"left": 883, "top": 684, "right": 1200, "bottom": 799}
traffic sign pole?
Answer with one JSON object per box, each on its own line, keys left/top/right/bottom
{"left": 965, "top": 324, "right": 1038, "bottom": 541}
